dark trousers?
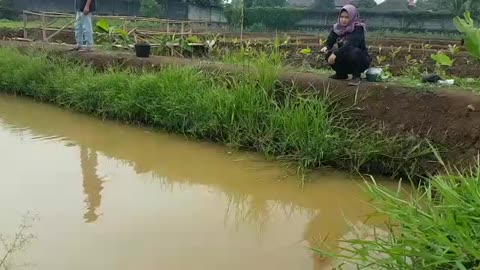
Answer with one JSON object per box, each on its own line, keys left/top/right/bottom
{"left": 326, "top": 47, "right": 371, "bottom": 77}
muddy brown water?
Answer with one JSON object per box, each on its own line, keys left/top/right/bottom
{"left": 0, "top": 94, "right": 392, "bottom": 270}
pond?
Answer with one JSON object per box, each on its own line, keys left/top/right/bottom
{"left": 0, "top": 94, "right": 386, "bottom": 270}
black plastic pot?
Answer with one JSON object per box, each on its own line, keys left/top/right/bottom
{"left": 422, "top": 73, "right": 442, "bottom": 83}
{"left": 135, "top": 43, "right": 151, "bottom": 58}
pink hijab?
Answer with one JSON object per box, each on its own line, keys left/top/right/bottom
{"left": 333, "top": 4, "right": 366, "bottom": 36}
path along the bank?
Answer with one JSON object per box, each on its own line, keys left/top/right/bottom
{"left": 1, "top": 40, "right": 480, "bottom": 167}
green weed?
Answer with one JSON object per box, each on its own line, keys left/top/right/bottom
{"left": 313, "top": 157, "right": 480, "bottom": 269}
{"left": 0, "top": 47, "right": 436, "bottom": 177}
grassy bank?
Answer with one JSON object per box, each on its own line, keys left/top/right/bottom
{"left": 0, "top": 47, "right": 434, "bottom": 177}
{"left": 314, "top": 161, "right": 480, "bottom": 269}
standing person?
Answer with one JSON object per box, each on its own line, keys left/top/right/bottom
{"left": 71, "top": 0, "right": 96, "bottom": 51}
{"left": 320, "top": 4, "right": 371, "bottom": 82}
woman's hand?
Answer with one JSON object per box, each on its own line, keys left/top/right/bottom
{"left": 328, "top": 53, "right": 336, "bottom": 65}
{"left": 320, "top": 47, "right": 327, "bottom": 54}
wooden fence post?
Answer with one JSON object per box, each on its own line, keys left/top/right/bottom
{"left": 41, "top": 12, "right": 47, "bottom": 42}
{"left": 23, "top": 11, "right": 28, "bottom": 39}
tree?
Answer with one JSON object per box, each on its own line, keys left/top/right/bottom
{"left": 189, "top": 0, "right": 223, "bottom": 7}
{"left": 353, "top": 0, "right": 377, "bottom": 8}
{"left": 0, "top": 0, "right": 15, "bottom": 20}
{"left": 140, "top": 0, "right": 160, "bottom": 17}
{"left": 415, "top": 0, "right": 443, "bottom": 10}
{"left": 443, "top": 0, "right": 480, "bottom": 16}
{"left": 240, "top": 0, "right": 286, "bottom": 7}
{"left": 312, "top": 0, "right": 335, "bottom": 10}
{"left": 460, "top": 0, "right": 480, "bottom": 17}
{"left": 252, "top": 0, "right": 287, "bottom": 7}
{"left": 417, "top": 0, "right": 480, "bottom": 15}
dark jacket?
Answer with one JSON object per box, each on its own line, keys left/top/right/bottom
{"left": 76, "top": 0, "right": 96, "bottom": 12}
{"left": 325, "top": 26, "right": 367, "bottom": 57}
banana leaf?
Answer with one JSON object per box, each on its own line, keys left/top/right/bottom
{"left": 453, "top": 11, "right": 480, "bottom": 58}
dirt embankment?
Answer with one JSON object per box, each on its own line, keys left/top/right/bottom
{"left": 2, "top": 40, "right": 480, "bottom": 167}
{"left": 0, "top": 27, "right": 76, "bottom": 43}
{"left": 287, "top": 72, "right": 480, "bottom": 166}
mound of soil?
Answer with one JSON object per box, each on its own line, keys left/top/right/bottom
{"left": 285, "top": 71, "right": 480, "bottom": 166}
{"left": 0, "top": 27, "right": 23, "bottom": 38}
{"left": 0, "top": 27, "right": 75, "bottom": 43}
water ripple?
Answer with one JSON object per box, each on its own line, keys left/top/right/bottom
{"left": 0, "top": 121, "right": 67, "bottom": 143}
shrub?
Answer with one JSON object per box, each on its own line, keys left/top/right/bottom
{"left": 246, "top": 22, "right": 267, "bottom": 32}
{"left": 224, "top": 6, "right": 305, "bottom": 30}
{"left": 0, "top": 0, "right": 15, "bottom": 20}
{"left": 244, "top": 7, "right": 305, "bottom": 30}
{"left": 224, "top": 4, "right": 243, "bottom": 27}
{"left": 140, "top": 0, "right": 160, "bottom": 17}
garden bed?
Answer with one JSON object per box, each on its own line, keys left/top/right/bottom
{"left": 1, "top": 27, "right": 476, "bottom": 77}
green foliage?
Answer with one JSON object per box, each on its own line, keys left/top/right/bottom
{"left": 224, "top": 4, "right": 243, "bottom": 27}
{"left": 246, "top": 22, "right": 267, "bottom": 32}
{"left": 449, "top": 0, "right": 480, "bottom": 16}
{"left": 250, "top": 0, "right": 287, "bottom": 7}
{"left": 186, "top": 35, "right": 202, "bottom": 43}
{"left": 0, "top": 0, "right": 15, "bottom": 20}
{"left": 355, "top": 0, "right": 378, "bottom": 9}
{"left": 431, "top": 51, "right": 454, "bottom": 66}
{"left": 362, "top": 28, "right": 461, "bottom": 40}
{"left": 311, "top": 0, "right": 335, "bottom": 10}
{"left": 236, "top": 0, "right": 287, "bottom": 7}
{"left": 242, "top": 0, "right": 254, "bottom": 8}
{"left": 451, "top": 0, "right": 471, "bottom": 15}
{"left": 148, "top": 34, "right": 195, "bottom": 56}
{"left": 300, "top": 48, "right": 312, "bottom": 55}
{"left": 313, "top": 160, "right": 480, "bottom": 269}
{"left": 140, "top": 0, "right": 160, "bottom": 17}
{"left": 94, "top": 19, "right": 132, "bottom": 46}
{"left": 225, "top": 6, "right": 305, "bottom": 30}
{"left": 188, "top": 0, "right": 223, "bottom": 7}
{"left": 415, "top": 0, "right": 438, "bottom": 10}
{"left": 417, "top": 0, "right": 480, "bottom": 16}
{"left": 243, "top": 7, "right": 305, "bottom": 30}
{"left": 454, "top": 11, "right": 480, "bottom": 58}
{"left": 242, "top": 0, "right": 287, "bottom": 8}
{"left": 224, "top": 1, "right": 243, "bottom": 27}
{"left": 0, "top": 47, "right": 435, "bottom": 177}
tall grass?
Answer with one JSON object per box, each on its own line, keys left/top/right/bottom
{"left": 220, "top": 37, "right": 285, "bottom": 92}
{"left": 0, "top": 47, "right": 435, "bottom": 176}
{"left": 313, "top": 160, "right": 480, "bottom": 269}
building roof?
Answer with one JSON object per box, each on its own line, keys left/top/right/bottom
{"left": 287, "top": 0, "right": 314, "bottom": 7}
{"left": 335, "top": 0, "right": 352, "bottom": 7}
{"left": 287, "top": 0, "right": 351, "bottom": 8}
{"left": 370, "top": 0, "right": 410, "bottom": 11}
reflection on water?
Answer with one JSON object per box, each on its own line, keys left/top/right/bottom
{"left": 0, "top": 95, "right": 388, "bottom": 270}
{"left": 80, "top": 147, "right": 104, "bottom": 223}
